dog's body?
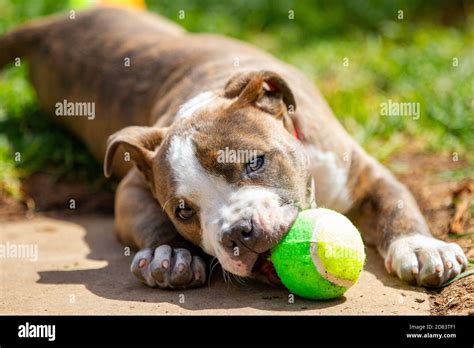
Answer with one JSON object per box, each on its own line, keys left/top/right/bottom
{"left": 0, "top": 7, "right": 467, "bottom": 288}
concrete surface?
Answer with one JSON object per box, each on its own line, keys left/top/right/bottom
{"left": 0, "top": 215, "right": 430, "bottom": 315}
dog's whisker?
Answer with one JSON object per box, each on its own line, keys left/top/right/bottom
{"left": 227, "top": 271, "right": 235, "bottom": 287}
{"left": 233, "top": 274, "right": 248, "bottom": 287}
{"left": 222, "top": 269, "right": 228, "bottom": 285}
{"left": 208, "top": 257, "right": 220, "bottom": 288}
{"left": 225, "top": 271, "right": 239, "bottom": 288}
{"left": 225, "top": 271, "right": 231, "bottom": 286}
{"left": 211, "top": 261, "right": 219, "bottom": 278}
{"left": 223, "top": 270, "right": 234, "bottom": 287}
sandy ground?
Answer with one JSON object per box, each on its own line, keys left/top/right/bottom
{"left": 0, "top": 214, "right": 431, "bottom": 315}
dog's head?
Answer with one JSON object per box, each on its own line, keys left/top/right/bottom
{"left": 105, "top": 70, "right": 312, "bottom": 283}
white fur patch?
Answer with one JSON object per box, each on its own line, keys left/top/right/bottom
{"left": 305, "top": 146, "right": 352, "bottom": 213}
{"left": 167, "top": 134, "right": 231, "bottom": 255}
{"left": 175, "top": 91, "right": 216, "bottom": 120}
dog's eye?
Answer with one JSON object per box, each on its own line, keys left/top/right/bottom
{"left": 246, "top": 155, "right": 265, "bottom": 174}
{"left": 176, "top": 204, "right": 195, "bottom": 220}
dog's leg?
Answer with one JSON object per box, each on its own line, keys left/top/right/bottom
{"left": 348, "top": 153, "right": 468, "bottom": 287}
{"left": 115, "top": 169, "right": 207, "bottom": 289}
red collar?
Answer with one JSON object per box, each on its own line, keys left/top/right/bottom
{"left": 292, "top": 127, "right": 300, "bottom": 141}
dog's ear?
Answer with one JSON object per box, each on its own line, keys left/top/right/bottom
{"left": 104, "top": 126, "right": 168, "bottom": 181}
{"left": 224, "top": 70, "right": 296, "bottom": 118}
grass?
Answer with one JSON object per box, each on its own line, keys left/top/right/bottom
{"left": 0, "top": 63, "right": 105, "bottom": 197}
{"left": 0, "top": 0, "right": 473, "bottom": 198}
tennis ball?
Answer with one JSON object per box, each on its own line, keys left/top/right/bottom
{"left": 271, "top": 208, "right": 365, "bottom": 300}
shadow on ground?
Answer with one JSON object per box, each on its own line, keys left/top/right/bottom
{"left": 37, "top": 215, "right": 349, "bottom": 312}
{"left": 30, "top": 214, "right": 427, "bottom": 314}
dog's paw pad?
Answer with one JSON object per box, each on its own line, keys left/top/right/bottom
{"left": 131, "top": 245, "right": 206, "bottom": 289}
{"left": 385, "top": 235, "right": 467, "bottom": 287}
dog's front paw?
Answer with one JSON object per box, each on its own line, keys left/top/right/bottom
{"left": 131, "top": 245, "right": 206, "bottom": 289}
{"left": 385, "top": 235, "right": 468, "bottom": 287}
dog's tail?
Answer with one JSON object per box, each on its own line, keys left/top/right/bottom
{"left": 0, "top": 16, "right": 57, "bottom": 69}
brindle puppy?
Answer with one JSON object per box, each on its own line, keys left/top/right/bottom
{"left": 0, "top": 7, "right": 467, "bottom": 288}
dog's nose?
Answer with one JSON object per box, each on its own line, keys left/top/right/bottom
{"left": 221, "top": 219, "right": 254, "bottom": 248}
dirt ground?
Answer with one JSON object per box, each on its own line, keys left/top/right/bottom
{"left": 387, "top": 149, "right": 473, "bottom": 315}
{"left": 0, "top": 149, "right": 472, "bottom": 315}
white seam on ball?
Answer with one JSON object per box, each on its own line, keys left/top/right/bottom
{"left": 309, "top": 214, "right": 357, "bottom": 288}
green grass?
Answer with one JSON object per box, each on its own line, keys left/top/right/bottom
{"left": 0, "top": 0, "right": 473, "bottom": 197}
{"left": 0, "top": 64, "right": 106, "bottom": 197}
{"left": 281, "top": 24, "right": 474, "bottom": 161}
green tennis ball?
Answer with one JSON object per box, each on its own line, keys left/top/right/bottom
{"left": 271, "top": 208, "right": 366, "bottom": 300}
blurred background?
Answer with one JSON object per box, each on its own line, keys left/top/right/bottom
{"left": 0, "top": 0, "right": 473, "bottom": 201}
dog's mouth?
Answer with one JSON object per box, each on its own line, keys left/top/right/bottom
{"left": 251, "top": 250, "right": 281, "bottom": 285}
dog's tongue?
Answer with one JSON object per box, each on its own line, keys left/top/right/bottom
{"left": 260, "top": 257, "right": 281, "bottom": 285}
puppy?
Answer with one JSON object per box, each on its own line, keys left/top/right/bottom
{"left": 0, "top": 7, "right": 467, "bottom": 289}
